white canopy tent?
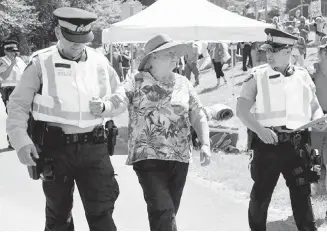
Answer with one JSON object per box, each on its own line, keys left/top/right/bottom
{"left": 102, "top": 0, "right": 274, "bottom": 43}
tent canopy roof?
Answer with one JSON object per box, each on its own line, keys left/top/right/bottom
{"left": 102, "top": 0, "right": 274, "bottom": 43}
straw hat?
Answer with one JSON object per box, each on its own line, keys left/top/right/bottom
{"left": 138, "top": 34, "right": 191, "bottom": 71}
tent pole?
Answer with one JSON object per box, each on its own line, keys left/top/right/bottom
{"left": 110, "top": 43, "right": 113, "bottom": 65}
{"left": 231, "top": 43, "right": 235, "bottom": 99}
{"left": 130, "top": 43, "right": 134, "bottom": 74}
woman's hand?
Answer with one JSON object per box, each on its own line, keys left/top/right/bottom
{"left": 200, "top": 144, "right": 211, "bottom": 166}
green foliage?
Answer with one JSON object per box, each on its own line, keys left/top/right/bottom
{"left": 1, "top": 0, "right": 126, "bottom": 54}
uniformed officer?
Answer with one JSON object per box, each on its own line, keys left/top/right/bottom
{"left": 236, "top": 28, "right": 327, "bottom": 231}
{"left": 0, "top": 40, "right": 26, "bottom": 148}
{"left": 6, "top": 7, "right": 127, "bottom": 230}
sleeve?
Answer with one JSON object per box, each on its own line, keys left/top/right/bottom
{"left": 6, "top": 58, "right": 42, "bottom": 153}
{"left": 188, "top": 80, "right": 203, "bottom": 113}
{"left": 102, "top": 64, "right": 128, "bottom": 117}
{"left": 0, "top": 58, "right": 8, "bottom": 75}
{"left": 305, "top": 71, "right": 324, "bottom": 120}
{"left": 238, "top": 73, "right": 257, "bottom": 101}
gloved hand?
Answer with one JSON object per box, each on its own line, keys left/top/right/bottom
{"left": 200, "top": 144, "right": 211, "bottom": 167}
{"left": 257, "top": 127, "right": 278, "bottom": 144}
{"left": 89, "top": 96, "right": 104, "bottom": 117}
{"left": 17, "top": 144, "right": 39, "bottom": 166}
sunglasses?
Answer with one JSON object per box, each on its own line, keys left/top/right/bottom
{"left": 266, "top": 46, "right": 287, "bottom": 53}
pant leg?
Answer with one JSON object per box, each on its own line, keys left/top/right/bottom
{"left": 248, "top": 141, "right": 283, "bottom": 231}
{"left": 133, "top": 160, "right": 177, "bottom": 231}
{"left": 191, "top": 62, "right": 200, "bottom": 84}
{"left": 217, "top": 62, "right": 224, "bottom": 77}
{"left": 281, "top": 145, "right": 317, "bottom": 231}
{"left": 76, "top": 143, "right": 119, "bottom": 231}
{"left": 212, "top": 60, "right": 220, "bottom": 80}
{"left": 184, "top": 63, "right": 192, "bottom": 80}
{"left": 42, "top": 148, "right": 75, "bottom": 231}
{"left": 242, "top": 49, "right": 248, "bottom": 71}
{"left": 248, "top": 51, "right": 253, "bottom": 68}
{"left": 167, "top": 161, "right": 189, "bottom": 214}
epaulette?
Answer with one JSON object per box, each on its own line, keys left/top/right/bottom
{"left": 255, "top": 63, "right": 269, "bottom": 70}
{"left": 29, "top": 45, "right": 56, "bottom": 60}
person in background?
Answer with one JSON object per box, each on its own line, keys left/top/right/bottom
{"left": 242, "top": 42, "right": 253, "bottom": 72}
{"left": 106, "top": 45, "right": 124, "bottom": 82}
{"left": 0, "top": 40, "right": 26, "bottom": 149}
{"left": 298, "top": 16, "right": 310, "bottom": 44}
{"left": 208, "top": 42, "right": 227, "bottom": 86}
{"left": 122, "top": 45, "right": 131, "bottom": 81}
{"left": 314, "top": 17, "right": 325, "bottom": 46}
{"left": 184, "top": 42, "right": 200, "bottom": 86}
{"left": 123, "top": 33, "right": 211, "bottom": 230}
{"left": 291, "top": 28, "right": 306, "bottom": 67}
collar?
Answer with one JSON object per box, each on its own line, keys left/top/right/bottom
{"left": 56, "top": 46, "right": 87, "bottom": 63}
{"left": 272, "top": 64, "right": 294, "bottom": 77}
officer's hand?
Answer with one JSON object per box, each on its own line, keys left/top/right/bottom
{"left": 89, "top": 96, "right": 104, "bottom": 117}
{"left": 200, "top": 144, "right": 211, "bottom": 167}
{"left": 257, "top": 128, "right": 278, "bottom": 144}
{"left": 313, "top": 119, "right": 327, "bottom": 131}
{"left": 4, "top": 50, "right": 16, "bottom": 65}
{"left": 17, "top": 144, "right": 39, "bottom": 166}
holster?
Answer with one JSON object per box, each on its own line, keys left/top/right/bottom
{"left": 105, "top": 120, "right": 118, "bottom": 156}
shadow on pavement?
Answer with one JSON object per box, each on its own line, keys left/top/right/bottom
{"left": 267, "top": 215, "right": 325, "bottom": 231}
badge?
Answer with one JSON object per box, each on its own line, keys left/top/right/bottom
{"left": 55, "top": 63, "right": 71, "bottom": 69}
{"left": 76, "top": 24, "right": 87, "bottom": 32}
{"left": 269, "top": 74, "right": 280, "bottom": 79}
{"left": 267, "top": 33, "right": 273, "bottom": 42}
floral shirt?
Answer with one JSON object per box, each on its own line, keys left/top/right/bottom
{"left": 123, "top": 71, "right": 203, "bottom": 165}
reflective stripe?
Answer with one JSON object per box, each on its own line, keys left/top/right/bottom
{"left": 255, "top": 110, "right": 286, "bottom": 120}
{"left": 33, "top": 103, "right": 99, "bottom": 120}
{"left": 262, "top": 71, "right": 271, "bottom": 113}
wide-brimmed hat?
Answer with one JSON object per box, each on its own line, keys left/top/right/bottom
{"left": 138, "top": 34, "right": 191, "bottom": 71}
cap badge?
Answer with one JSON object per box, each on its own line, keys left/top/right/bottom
{"left": 76, "top": 24, "right": 87, "bottom": 33}
{"left": 267, "top": 33, "right": 273, "bottom": 42}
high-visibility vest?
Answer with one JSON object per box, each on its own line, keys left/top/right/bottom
{"left": 32, "top": 47, "right": 110, "bottom": 128}
{"left": 0, "top": 56, "right": 26, "bottom": 87}
{"left": 254, "top": 66, "right": 313, "bottom": 130}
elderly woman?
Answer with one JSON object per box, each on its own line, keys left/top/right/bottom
{"left": 123, "top": 34, "right": 211, "bottom": 230}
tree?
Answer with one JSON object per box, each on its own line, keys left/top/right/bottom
{"left": 285, "top": 0, "right": 310, "bottom": 12}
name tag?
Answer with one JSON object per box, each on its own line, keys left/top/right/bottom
{"left": 55, "top": 63, "right": 71, "bottom": 69}
{"left": 269, "top": 74, "right": 280, "bottom": 79}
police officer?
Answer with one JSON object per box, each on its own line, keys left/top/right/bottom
{"left": 6, "top": 7, "right": 127, "bottom": 230}
{"left": 0, "top": 40, "right": 26, "bottom": 148}
{"left": 236, "top": 28, "right": 327, "bottom": 231}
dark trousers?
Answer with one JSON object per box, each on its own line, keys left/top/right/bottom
{"left": 248, "top": 136, "right": 316, "bottom": 231}
{"left": 243, "top": 45, "right": 253, "bottom": 71}
{"left": 212, "top": 60, "right": 224, "bottom": 80}
{"left": 43, "top": 143, "right": 119, "bottom": 231}
{"left": 133, "top": 160, "right": 189, "bottom": 231}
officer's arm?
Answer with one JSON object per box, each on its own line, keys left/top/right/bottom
{"left": 6, "top": 59, "right": 41, "bottom": 152}
{"left": 102, "top": 64, "right": 128, "bottom": 117}
{"left": 236, "top": 75, "right": 264, "bottom": 135}
{"left": 0, "top": 60, "right": 15, "bottom": 80}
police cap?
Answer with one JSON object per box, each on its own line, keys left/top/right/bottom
{"left": 53, "top": 7, "right": 97, "bottom": 43}
{"left": 260, "top": 28, "right": 298, "bottom": 50}
{"left": 3, "top": 40, "right": 19, "bottom": 51}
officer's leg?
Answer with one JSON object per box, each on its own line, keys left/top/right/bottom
{"left": 76, "top": 143, "right": 119, "bottom": 231}
{"left": 167, "top": 161, "right": 189, "bottom": 214}
{"left": 282, "top": 149, "right": 317, "bottom": 231}
{"left": 133, "top": 160, "right": 177, "bottom": 231}
{"left": 42, "top": 149, "right": 75, "bottom": 231}
{"left": 248, "top": 146, "right": 282, "bottom": 231}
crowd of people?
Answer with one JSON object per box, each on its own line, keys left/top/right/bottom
{"left": 2, "top": 3, "right": 327, "bottom": 232}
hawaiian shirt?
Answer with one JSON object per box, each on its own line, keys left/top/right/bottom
{"left": 123, "top": 71, "right": 203, "bottom": 165}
